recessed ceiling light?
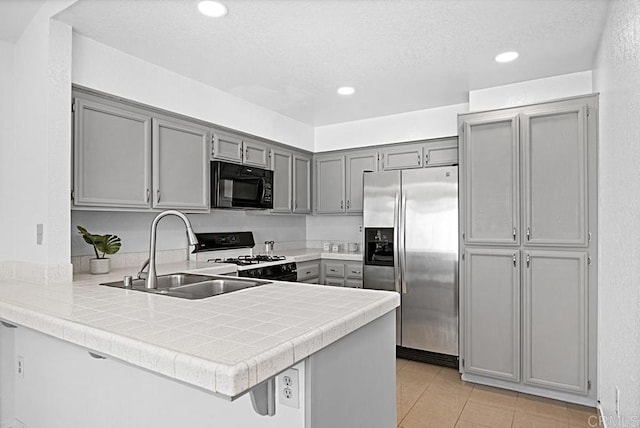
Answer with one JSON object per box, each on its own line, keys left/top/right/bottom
{"left": 337, "top": 86, "right": 355, "bottom": 96}
{"left": 495, "top": 51, "right": 519, "bottom": 63}
{"left": 198, "top": 1, "right": 228, "bottom": 18}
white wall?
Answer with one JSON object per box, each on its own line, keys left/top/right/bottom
{"left": 72, "top": 34, "right": 314, "bottom": 151}
{"left": 469, "top": 71, "right": 593, "bottom": 112}
{"left": 71, "top": 210, "right": 307, "bottom": 256}
{"left": 306, "top": 216, "right": 363, "bottom": 248}
{"left": 10, "top": 1, "right": 75, "bottom": 283}
{"left": 0, "top": 41, "right": 16, "bottom": 264}
{"left": 593, "top": 0, "right": 640, "bottom": 425}
{"left": 314, "top": 103, "right": 468, "bottom": 152}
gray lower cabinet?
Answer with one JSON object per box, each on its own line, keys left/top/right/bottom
{"left": 523, "top": 250, "right": 588, "bottom": 394}
{"left": 293, "top": 154, "right": 312, "bottom": 213}
{"left": 73, "top": 97, "right": 152, "bottom": 208}
{"left": 297, "top": 260, "right": 320, "bottom": 283}
{"left": 345, "top": 152, "right": 378, "bottom": 213}
{"left": 152, "top": 117, "right": 209, "bottom": 211}
{"left": 463, "top": 248, "right": 520, "bottom": 382}
{"left": 315, "top": 155, "right": 346, "bottom": 213}
{"left": 321, "top": 260, "right": 363, "bottom": 288}
{"left": 271, "top": 148, "right": 293, "bottom": 212}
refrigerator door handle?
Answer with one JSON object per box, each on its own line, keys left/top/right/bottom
{"left": 393, "top": 192, "right": 401, "bottom": 293}
{"left": 400, "top": 194, "right": 408, "bottom": 294}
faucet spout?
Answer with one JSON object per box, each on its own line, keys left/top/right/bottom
{"left": 144, "top": 210, "right": 199, "bottom": 289}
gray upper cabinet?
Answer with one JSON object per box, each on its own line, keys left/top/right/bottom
{"left": 243, "top": 138, "right": 270, "bottom": 168}
{"left": 270, "top": 148, "right": 293, "bottom": 213}
{"left": 424, "top": 138, "right": 458, "bottom": 166}
{"left": 522, "top": 101, "right": 588, "bottom": 247}
{"left": 464, "top": 248, "right": 520, "bottom": 382}
{"left": 73, "top": 97, "right": 152, "bottom": 208}
{"left": 211, "top": 131, "right": 243, "bottom": 163}
{"left": 293, "top": 154, "right": 312, "bottom": 213}
{"left": 152, "top": 117, "right": 209, "bottom": 211}
{"left": 315, "top": 155, "right": 346, "bottom": 213}
{"left": 461, "top": 114, "right": 520, "bottom": 246}
{"left": 522, "top": 250, "right": 588, "bottom": 394}
{"left": 345, "top": 151, "right": 378, "bottom": 213}
{"left": 379, "top": 144, "right": 422, "bottom": 170}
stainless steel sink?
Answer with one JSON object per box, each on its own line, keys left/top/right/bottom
{"left": 101, "top": 273, "right": 270, "bottom": 299}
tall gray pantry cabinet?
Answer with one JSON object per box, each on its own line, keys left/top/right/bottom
{"left": 458, "top": 94, "right": 598, "bottom": 405}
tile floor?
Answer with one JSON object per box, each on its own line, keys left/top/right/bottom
{"left": 396, "top": 359, "right": 599, "bottom": 428}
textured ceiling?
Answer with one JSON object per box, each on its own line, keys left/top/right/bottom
{"left": 64, "top": 0, "right": 608, "bottom": 125}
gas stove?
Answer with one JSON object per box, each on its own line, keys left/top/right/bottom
{"left": 191, "top": 232, "right": 297, "bottom": 281}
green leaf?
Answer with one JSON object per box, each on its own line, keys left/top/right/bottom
{"left": 77, "top": 225, "right": 122, "bottom": 258}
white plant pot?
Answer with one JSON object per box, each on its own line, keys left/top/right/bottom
{"left": 89, "top": 258, "right": 110, "bottom": 275}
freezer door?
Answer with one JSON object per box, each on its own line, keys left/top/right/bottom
{"left": 363, "top": 171, "right": 401, "bottom": 228}
{"left": 401, "top": 167, "right": 459, "bottom": 355}
{"left": 363, "top": 264, "right": 402, "bottom": 345}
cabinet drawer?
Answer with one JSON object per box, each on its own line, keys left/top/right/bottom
{"left": 297, "top": 263, "right": 320, "bottom": 282}
{"left": 325, "top": 263, "right": 345, "bottom": 277}
{"left": 345, "top": 279, "right": 363, "bottom": 289}
{"left": 325, "top": 278, "right": 345, "bottom": 287}
{"left": 345, "top": 264, "right": 363, "bottom": 279}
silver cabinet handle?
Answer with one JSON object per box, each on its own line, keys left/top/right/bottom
{"left": 425, "top": 153, "right": 430, "bottom": 164}
{"left": 526, "top": 227, "right": 531, "bottom": 241}
{"left": 157, "top": 189, "right": 161, "bottom": 203}
{"left": 417, "top": 154, "right": 421, "bottom": 165}
{"left": 347, "top": 200, "right": 350, "bottom": 210}
{"left": 146, "top": 188, "right": 150, "bottom": 203}
{"left": 513, "top": 254, "right": 517, "bottom": 267}
{"left": 340, "top": 200, "right": 344, "bottom": 210}
{"left": 245, "top": 147, "right": 249, "bottom": 160}
{"left": 526, "top": 254, "right": 531, "bottom": 267}
{"left": 88, "top": 352, "right": 106, "bottom": 360}
{"left": 513, "top": 227, "right": 517, "bottom": 241}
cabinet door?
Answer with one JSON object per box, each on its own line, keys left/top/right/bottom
{"left": 73, "top": 98, "right": 151, "bottom": 208}
{"left": 345, "top": 151, "right": 378, "bottom": 213}
{"left": 522, "top": 103, "right": 588, "bottom": 246}
{"left": 461, "top": 114, "right": 520, "bottom": 245}
{"left": 293, "top": 154, "right": 312, "bottom": 213}
{"left": 424, "top": 138, "right": 458, "bottom": 167}
{"left": 270, "top": 148, "right": 293, "bottom": 213}
{"left": 464, "top": 249, "right": 520, "bottom": 382}
{"left": 243, "top": 138, "right": 270, "bottom": 168}
{"left": 152, "top": 118, "right": 209, "bottom": 211}
{"left": 379, "top": 144, "right": 422, "bottom": 170}
{"left": 523, "top": 250, "right": 588, "bottom": 394}
{"left": 212, "top": 131, "right": 243, "bottom": 163}
{"left": 315, "top": 156, "right": 345, "bottom": 213}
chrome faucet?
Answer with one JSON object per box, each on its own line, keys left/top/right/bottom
{"left": 141, "top": 210, "right": 198, "bottom": 289}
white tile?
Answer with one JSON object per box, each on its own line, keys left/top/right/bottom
{"left": 174, "top": 354, "right": 216, "bottom": 392}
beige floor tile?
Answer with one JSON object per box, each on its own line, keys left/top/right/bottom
{"left": 516, "top": 393, "right": 569, "bottom": 422}
{"left": 454, "top": 421, "right": 494, "bottom": 428}
{"left": 427, "top": 368, "right": 473, "bottom": 404}
{"left": 566, "top": 403, "right": 598, "bottom": 427}
{"left": 513, "top": 411, "right": 569, "bottom": 428}
{"left": 397, "top": 373, "right": 431, "bottom": 424}
{"left": 400, "top": 389, "right": 466, "bottom": 428}
{"left": 458, "top": 401, "right": 514, "bottom": 428}
{"left": 467, "top": 384, "right": 518, "bottom": 410}
{"left": 397, "top": 358, "right": 410, "bottom": 372}
{"left": 401, "top": 360, "right": 442, "bottom": 379}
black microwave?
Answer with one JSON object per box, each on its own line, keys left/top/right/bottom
{"left": 211, "top": 161, "right": 273, "bottom": 209}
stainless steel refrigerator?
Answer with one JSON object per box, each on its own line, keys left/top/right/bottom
{"left": 363, "top": 166, "right": 458, "bottom": 364}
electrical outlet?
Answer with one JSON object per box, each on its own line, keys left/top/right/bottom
{"left": 278, "top": 368, "right": 299, "bottom": 409}
{"left": 17, "top": 355, "right": 24, "bottom": 379}
{"left": 36, "top": 224, "right": 43, "bottom": 245}
{"left": 615, "top": 386, "right": 620, "bottom": 417}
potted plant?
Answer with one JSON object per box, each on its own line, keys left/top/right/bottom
{"left": 77, "top": 226, "right": 122, "bottom": 274}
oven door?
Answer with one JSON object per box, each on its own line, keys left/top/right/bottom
{"left": 212, "top": 161, "right": 273, "bottom": 209}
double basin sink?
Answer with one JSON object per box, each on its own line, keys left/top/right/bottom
{"left": 101, "top": 273, "right": 270, "bottom": 300}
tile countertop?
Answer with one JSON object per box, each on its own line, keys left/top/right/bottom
{"left": 0, "top": 262, "right": 397, "bottom": 399}
{"left": 276, "top": 248, "right": 363, "bottom": 262}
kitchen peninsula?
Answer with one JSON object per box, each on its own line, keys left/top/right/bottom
{"left": 0, "top": 262, "right": 398, "bottom": 428}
